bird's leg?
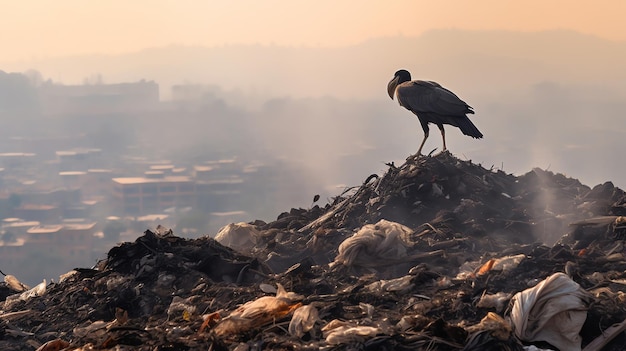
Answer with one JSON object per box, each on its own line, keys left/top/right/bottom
{"left": 438, "top": 125, "right": 447, "bottom": 152}
{"left": 416, "top": 130, "right": 429, "bottom": 156}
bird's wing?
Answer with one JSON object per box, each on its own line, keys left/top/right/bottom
{"left": 397, "top": 80, "right": 473, "bottom": 115}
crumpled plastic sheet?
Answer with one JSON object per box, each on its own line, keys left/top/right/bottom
{"left": 212, "top": 283, "right": 303, "bottom": 338}
{"left": 331, "top": 219, "right": 413, "bottom": 268}
{"left": 3, "top": 279, "right": 46, "bottom": 310}
{"left": 288, "top": 305, "right": 320, "bottom": 338}
{"left": 365, "top": 274, "right": 414, "bottom": 294}
{"left": 3, "top": 274, "right": 29, "bottom": 292}
{"left": 214, "top": 222, "right": 260, "bottom": 254}
{"left": 322, "top": 319, "right": 382, "bottom": 345}
{"left": 509, "top": 272, "right": 593, "bottom": 351}
{"left": 476, "top": 291, "right": 512, "bottom": 313}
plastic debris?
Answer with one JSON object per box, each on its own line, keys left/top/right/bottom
{"left": 366, "top": 274, "right": 415, "bottom": 294}
{"left": 4, "top": 275, "right": 29, "bottom": 292}
{"left": 288, "top": 304, "right": 320, "bottom": 338}
{"left": 4, "top": 279, "right": 46, "bottom": 310}
{"left": 476, "top": 291, "right": 512, "bottom": 312}
{"left": 331, "top": 219, "right": 413, "bottom": 268}
{"left": 509, "top": 272, "right": 593, "bottom": 351}
{"left": 215, "top": 222, "right": 260, "bottom": 254}
{"left": 212, "top": 283, "right": 303, "bottom": 338}
{"left": 322, "top": 320, "right": 381, "bottom": 345}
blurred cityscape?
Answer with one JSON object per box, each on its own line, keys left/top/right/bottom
{"left": 0, "top": 74, "right": 318, "bottom": 285}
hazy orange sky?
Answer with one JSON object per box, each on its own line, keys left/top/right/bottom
{"left": 2, "top": 0, "right": 625, "bottom": 62}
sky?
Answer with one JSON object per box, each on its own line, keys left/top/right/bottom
{"left": 2, "top": 1, "right": 626, "bottom": 61}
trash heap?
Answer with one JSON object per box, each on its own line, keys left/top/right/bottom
{"left": 2, "top": 152, "right": 626, "bottom": 351}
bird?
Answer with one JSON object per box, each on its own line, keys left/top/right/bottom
{"left": 387, "top": 69, "right": 482, "bottom": 156}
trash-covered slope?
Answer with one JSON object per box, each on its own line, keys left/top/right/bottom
{"left": 2, "top": 152, "right": 626, "bottom": 351}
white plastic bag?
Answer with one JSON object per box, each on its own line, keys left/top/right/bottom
{"left": 509, "top": 272, "right": 592, "bottom": 351}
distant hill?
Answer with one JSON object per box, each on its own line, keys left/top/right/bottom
{"left": 3, "top": 29, "right": 626, "bottom": 100}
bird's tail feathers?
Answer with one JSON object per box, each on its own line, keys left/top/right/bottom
{"left": 456, "top": 117, "right": 483, "bottom": 139}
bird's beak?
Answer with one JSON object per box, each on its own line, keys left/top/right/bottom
{"left": 387, "top": 76, "right": 399, "bottom": 100}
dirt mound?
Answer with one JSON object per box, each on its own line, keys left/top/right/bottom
{"left": 2, "top": 152, "right": 626, "bottom": 350}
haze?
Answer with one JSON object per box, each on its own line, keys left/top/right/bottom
{"left": 1, "top": 1, "right": 625, "bottom": 191}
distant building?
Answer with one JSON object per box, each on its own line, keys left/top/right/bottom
{"left": 59, "top": 171, "right": 88, "bottom": 189}
{"left": 13, "top": 204, "right": 62, "bottom": 223}
{"left": 192, "top": 165, "right": 214, "bottom": 180}
{"left": 84, "top": 169, "right": 114, "bottom": 198}
{"left": 171, "top": 84, "right": 219, "bottom": 102}
{"left": 26, "top": 224, "right": 64, "bottom": 245}
{"left": 19, "top": 188, "right": 82, "bottom": 208}
{"left": 39, "top": 80, "right": 160, "bottom": 116}
{"left": 111, "top": 175, "right": 195, "bottom": 215}
{"left": 195, "top": 177, "right": 244, "bottom": 212}
{"left": 149, "top": 164, "right": 175, "bottom": 175}
{"left": 2, "top": 220, "right": 40, "bottom": 238}
{"left": 58, "top": 222, "right": 96, "bottom": 262}
{"left": 0, "top": 153, "right": 37, "bottom": 169}
{"left": 56, "top": 149, "right": 102, "bottom": 172}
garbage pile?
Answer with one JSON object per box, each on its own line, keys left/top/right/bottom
{"left": 2, "top": 152, "right": 626, "bottom": 351}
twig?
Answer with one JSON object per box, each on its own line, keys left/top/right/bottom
{"left": 424, "top": 223, "right": 445, "bottom": 237}
{"left": 0, "top": 310, "right": 33, "bottom": 321}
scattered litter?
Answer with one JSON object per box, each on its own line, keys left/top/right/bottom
{"left": 215, "top": 222, "right": 261, "bottom": 254}
{"left": 288, "top": 304, "right": 320, "bottom": 338}
{"left": 322, "top": 320, "right": 381, "bottom": 345}
{"left": 211, "top": 283, "right": 303, "bottom": 338}
{"left": 476, "top": 291, "right": 512, "bottom": 312}
{"left": 3, "top": 279, "right": 46, "bottom": 310}
{"left": 509, "top": 272, "right": 593, "bottom": 351}
{"left": 331, "top": 219, "right": 413, "bottom": 269}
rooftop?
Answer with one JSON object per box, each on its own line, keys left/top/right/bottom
{"left": 0, "top": 153, "right": 36, "bottom": 157}
{"left": 149, "top": 164, "right": 175, "bottom": 171}
{"left": 210, "top": 210, "right": 247, "bottom": 217}
{"left": 197, "top": 177, "right": 244, "bottom": 185}
{"left": 136, "top": 214, "right": 169, "bottom": 222}
{"left": 193, "top": 165, "right": 214, "bottom": 172}
{"left": 112, "top": 176, "right": 192, "bottom": 185}
{"left": 0, "top": 238, "right": 26, "bottom": 247}
{"left": 59, "top": 171, "right": 88, "bottom": 176}
{"left": 17, "top": 204, "right": 58, "bottom": 210}
{"left": 3, "top": 221, "right": 40, "bottom": 229}
{"left": 63, "top": 222, "right": 97, "bottom": 231}
{"left": 27, "top": 225, "right": 63, "bottom": 234}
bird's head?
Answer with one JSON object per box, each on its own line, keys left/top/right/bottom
{"left": 387, "top": 69, "right": 411, "bottom": 99}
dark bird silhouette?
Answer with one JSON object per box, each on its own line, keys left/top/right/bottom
{"left": 387, "top": 69, "right": 483, "bottom": 156}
